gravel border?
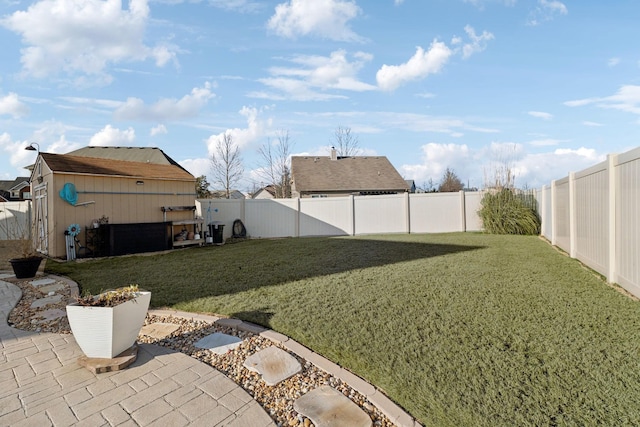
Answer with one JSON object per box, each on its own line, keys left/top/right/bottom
{"left": 4, "top": 274, "right": 419, "bottom": 427}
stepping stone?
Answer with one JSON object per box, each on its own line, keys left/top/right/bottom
{"left": 0, "top": 273, "right": 15, "bottom": 279}
{"left": 243, "top": 346, "right": 301, "bottom": 386}
{"left": 294, "top": 385, "right": 372, "bottom": 427}
{"left": 195, "top": 332, "right": 242, "bottom": 355}
{"left": 30, "top": 294, "right": 63, "bottom": 308}
{"left": 30, "top": 278, "right": 56, "bottom": 287}
{"left": 38, "top": 283, "right": 66, "bottom": 294}
{"left": 35, "top": 308, "right": 67, "bottom": 323}
{"left": 140, "top": 322, "right": 181, "bottom": 339}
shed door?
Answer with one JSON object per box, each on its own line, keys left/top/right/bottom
{"left": 33, "top": 182, "right": 48, "bottom": 254}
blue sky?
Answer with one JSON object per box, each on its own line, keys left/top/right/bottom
{"left": 1, "top": 0, "right": 639, "bottom": 191}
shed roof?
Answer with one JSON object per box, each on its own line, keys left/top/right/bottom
{"left": 40, "top": 153, "right": 195, "bottom": 181}
{"left": 68, "top": 146, "right": 172, "bottom": 164}
{"left": 291, "top": 156, "right": 408, "bottom": 193}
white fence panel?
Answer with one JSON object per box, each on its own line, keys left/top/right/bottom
{"left": 541, "top": 146, "right": 640, "bottom": 298}
{"left": 299, "top": 197, "right": 352, "bottom": 236}
{"left": 464, "top": 192, "right": 484, "bottom": 232}
{"left": 354, "top": 194, "right": 407, "bottom": 235}
{"left": 196, "top": 199, "right": 242, "bottom": 240}
{"left": 245, "top": 199, "right": 298, "bottom": 238}
{"left": 553, "top": 178, "right": 571, "bottom": 253}
{"left": 615, "top": 147, "right": 640, "bottom": 295}
{"left": 410, "top": 193, "right": 463, "bottom": 233}
{"left": 0, "top": 201, "right": 31, "bottom": 240}
{"left": 574, "top": 161, "right": 609, "bottom": 277}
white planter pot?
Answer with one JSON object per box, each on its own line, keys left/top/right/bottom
{"left": 66, "top": 291, "right": 151, "bottom": 359}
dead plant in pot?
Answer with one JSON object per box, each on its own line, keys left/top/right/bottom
{"left": 66, "top": 284, "right": 152, "bottom": 359}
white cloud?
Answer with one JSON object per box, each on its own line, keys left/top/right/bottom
{"left": 528, "top": 111, "right": 553, "bottom": 120}
{"left": 0, "top": 0, "right": 178, "bottom": 81}
{"left": 206, "top": 106, "right": 270, "bottom": 153}
{"left": 89, "top": 125, "right": 136, "bottom": 146}
{"left": 150, "top": 124, "right": 168, "bottom": 136}
{"left": 179, "top": 158, "right": 210, "bottom": 180}
{"left": 527, "top": 0, "right": 568, "bottom": 26}
{"left": 377, "top": 25, "right": 493, "bottom": 92}
{"left": 394, "top": 0, "right": 404, "bottom": 4}
{"left": 582, "top": 121, "right": 603, "bottom": 127}
{"left": 457, "top": 25, "right": 494, "bottom": 59}
{"left": 0, "top": 93, "right": 29, "bottom": 118}
{"left": 252, "top": 50, "right": 375, "bottom": 101}
{"left": 376, "top": 41, "right": 452, "bottom": 91}
{"left": 400, "top": 141, "right": 605, "bottom": 190}
{"left": 564, "top": 85, "right": 640, "bottom": 115}
{"left": 267, "top": 0, "right": 363, "bottom": 42}
{"left": 0, "top": 133, "right": 33, "bottom": 172}
{"left": 608, "top": 57, "right": 620, "bottom": 67}
{"left": 114, "top": 82, "right": 215, "bottom": 121}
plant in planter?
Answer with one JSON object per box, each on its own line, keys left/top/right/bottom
{"left": 66, "top": 285, "right": 151, "bottom": 359}
{"left": 0, "top": 209, "right": 43, "bottom": 278}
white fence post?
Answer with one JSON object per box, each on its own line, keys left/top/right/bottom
{"left": 350, "top": 195, "right": 355, "bottom": 236}
{"left": 295, "top": 198, "right": 301, "bottom": 238}
{"left": 405, "top": 192, "right": 411, "bottom": 234}
{"left": 569, "top": 172, "right": 577, "bottom": 258}
{"left": 608, "top": 154, "right": 618, "bottom": 283}
{"left": 459, "top": 190, "right": 466, "bottom": 232}
{"left": 540, "top": 185, "right": 546, "bottom": 238}
{"left": 551, "top": 180, "right": 557, "bottom": 246}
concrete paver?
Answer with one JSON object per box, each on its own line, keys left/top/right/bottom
{"left": 0, "top": 276, "right": 276, "bottom": 427}
{"left": 294, "top": 385, "right": 372, "bottom": 427}
{"left": 243, "top": 345, "right": 302, "bottom": 386}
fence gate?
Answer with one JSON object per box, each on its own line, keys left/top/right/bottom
{"left": 33, "top": 182, "right": 48, "bottom": 254}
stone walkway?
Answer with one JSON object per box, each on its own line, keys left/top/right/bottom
{"left": 0, "top": 272, "right": 421, "bottom": 426}
{"left": 0, "top": 275, "right": 275, "bottom": 426}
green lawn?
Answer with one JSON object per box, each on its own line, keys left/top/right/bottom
{"left": 47, "top": 233, "right": 640, "bottom": 426}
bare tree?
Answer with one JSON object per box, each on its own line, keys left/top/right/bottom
{"left": 332, "top": 126, "right": 361, "bottom": 156}
{"left": 256, "top": 130, "right": 293, "bottom": 198}
{"left": 210, "top": 133, "right": 244, "bottom": 199}
{"left": 438, "top": 167, "right": 464, "bottom": 192}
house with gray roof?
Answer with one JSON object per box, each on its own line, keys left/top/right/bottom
{"left": 290, "top": 148, "right": 409, "bottom": 198}
{"left": 0, "top": 177, "right": 31, "bottom": 201}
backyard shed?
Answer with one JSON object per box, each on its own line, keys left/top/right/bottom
{"left": 29, "top": 149, "right": 197, "bottom": 258}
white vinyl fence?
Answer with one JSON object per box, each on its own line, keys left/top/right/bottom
{"left": 197, "top": 191, "right": 484, "bottom": 241}
{"left": 537, "top": 146, "right": 640, "bottom": 298}
{"left": 0, "top": 201, "right": 32, "bottom": 240}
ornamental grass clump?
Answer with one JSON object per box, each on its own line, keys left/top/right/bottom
{"left": 479, "top": 188, "right": 541, "bottom": 235}
{"left": 75, "top": 284, "right": 142, "bottom": 307}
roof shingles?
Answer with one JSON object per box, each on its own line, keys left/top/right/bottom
{"left": 291, "top": 156, "right": 408, "bottom": 194}
{"left": 41, "top": 153, "right": 194, "bottom": 181}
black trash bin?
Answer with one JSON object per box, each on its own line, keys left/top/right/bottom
{"left": 208, "top": 221, "right": 225, "bottom": 244}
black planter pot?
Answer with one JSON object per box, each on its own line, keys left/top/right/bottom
{"left": 9, "top": 256, "right": 43, "bottom": 279}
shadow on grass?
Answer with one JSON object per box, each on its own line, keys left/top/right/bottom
{"left": 46, "top": 236, "right": 486, "bottom": 307}
{"left": 230, "top": 309, "right": 275, "bottom": 326}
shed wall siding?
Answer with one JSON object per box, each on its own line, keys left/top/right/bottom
{"left": 48, "top": 173, "right": 195, "bottom": 258}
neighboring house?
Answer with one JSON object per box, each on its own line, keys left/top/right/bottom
{"left": 0, "top": 177, "right": 31, "bottom": 201}
{"left": 405, "top": 180, "right": 417, "bottom": 193}
{"left": 29, "top": 150, "right": 196, "bottom": 259}
{"left": 290, "top": 149, "right": 409, "bottom": 198}
{"left": 210, "top": 190, "right": 246, "bottom": 199}
{"left": 251, "top": 185, "right": 277, "bottom": 199}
